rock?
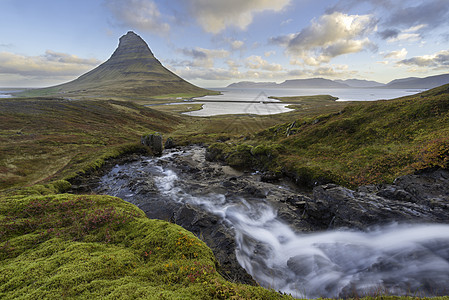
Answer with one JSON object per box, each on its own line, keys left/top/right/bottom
{"left": 305, "top": 170, "right": 449, "bottom": 230}
{"left": 164, "top": 137, "right": 175, "bottom": 149}
{"left": 141, "top": 133, "right": 163, "bottom": 155}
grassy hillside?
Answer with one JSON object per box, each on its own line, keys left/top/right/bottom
{"left": 2, "top": 85, "right": 449, "bottom": 299}
{"left": 0, "top": 98, "right": 181, "bottom": 190}
{"left": 0, "top": 97, "right": 300, "bottom": 299}
{"left": 208, "top": 84, "right": 449, "bottom": 187}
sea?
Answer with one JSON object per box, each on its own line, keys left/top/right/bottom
{"left": 184, "top": 87, "right": 423, "bottom": 117}
{"left": 0, "top": 89, "right": 23, "bottom": 98}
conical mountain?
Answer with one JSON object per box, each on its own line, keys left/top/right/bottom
{"left": 39, "top": 31, "right": 209, "bottom": 98}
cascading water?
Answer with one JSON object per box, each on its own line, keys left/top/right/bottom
{"left": 96, "top": 148, "right": 449, "bottom": 298}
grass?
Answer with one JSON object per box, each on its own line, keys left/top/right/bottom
{"left": 1, "top": 84, "right": 449, "bottom": 299}
{"left": 0, "top": 186, "right": 291, "bottom": 299}
{"left": 0, "top": 98, "right": 181, "bottom": 190}
{"left": 208, "top": 84, "right": 449, "bottom": 188}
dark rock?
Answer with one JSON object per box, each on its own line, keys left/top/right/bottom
{"left": 141, "top": 133, "right": 163, "bottom": 155}
{"left": 260, "top": 171, "right": 280, "bottom": 183}
{"left": 164, "top": 137, "right": 175, "bottom": 149}
{"left": 305, "top": 170, "right": 449, "bottom": 230}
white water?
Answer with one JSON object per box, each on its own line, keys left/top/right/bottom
{"left": 145, "top": 152, "right": 449, "bottom": 298}
{"left": 98, "top": 150, "right": 449, "bottom": 298}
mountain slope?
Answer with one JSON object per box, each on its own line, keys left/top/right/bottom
{"left": 280, "top": 78, "right": 349, "bottom": 88}
{"left": 385, "top": 73, "right": 449, "bottom": 89}
{"left": 22, "top": 31, "right": 210, "bottom": 99}
{"left": 335, "top": 79, "right": 385, "bottom": 88}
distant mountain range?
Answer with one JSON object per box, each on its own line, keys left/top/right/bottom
{"left": 227, "top": 73, "right": 449, "bottom": 89}
{"left": 335, "top": 79, "right": 385, "bottom": 88}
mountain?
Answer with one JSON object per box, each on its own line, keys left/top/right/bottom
{"left": 384, "top": 73, "right": 449, "bottom": 89}
{"left": 227, "top": 81, "right": 278, "bottom": 88}
{"left": 26, "top": 31, "right": 209, "bottom": 98}
{"left": 335, "top": 79, "right": 385, "bottom": 88}
{"left": 280, "top": 78, "right": 349, "bottom": 88}
{"left": 227, "top": 78, "right": 349, "bottom": 89}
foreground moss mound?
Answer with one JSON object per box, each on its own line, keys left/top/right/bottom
{"left": 0, "top": 186, "right": 290, "bottom": 299}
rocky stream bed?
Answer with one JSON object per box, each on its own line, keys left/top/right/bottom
{"left": 71, "top": 145, "right": 449, "bottom": 298}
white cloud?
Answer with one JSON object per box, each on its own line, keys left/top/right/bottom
{"left": 226, "top": 59, "right": 241, "bottom": 71}
{"left": 105, "top": 0, "right": 170, "bottom": 34}
{"left": 398, "top": 49, "right": 449, "bottom": 69}
{"left": 264, "top": 51, "right": 276, "bottom": 57}
{"left": 245, "top": 55, "right": 283, "bottom": 71}
{"left": 0, "top": 51, "right": 101, "bottom": 77}
{"left": 185, "top": 0, "right": 291, "bottom": 33}
{"left": 272, "top": 12, "right": 377, "bottom": 65}
{"left": 230, "top": 40, "right": 245, "bottom": 50}
{"left": 383, "top": 48, "right": 407, "bottom": 59}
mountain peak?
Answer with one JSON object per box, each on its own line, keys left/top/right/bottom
{"left": 110, "top": 31, "right": 155, "bottom": 60}
{"left": 31, "top": 31, "right": 209, "bottom": 98}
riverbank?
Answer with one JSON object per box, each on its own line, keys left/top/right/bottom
{"left": 73, "top": 145, "right": 449, "bottom": 298}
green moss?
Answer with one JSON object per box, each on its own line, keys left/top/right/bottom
{"left": 0, "top": 193, "right": 291, "bottom": 299}
{"left": 210, "top": 85, "right": 449, "bottom": 188}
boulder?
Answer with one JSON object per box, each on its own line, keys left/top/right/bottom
{"left": 141, "top": 133, "right": 163, "bottom": 155}
{"left": 305, "top": 169, "right": 449, "bottom": 230}
{"left": 164, "top": 137, "right": 175, "bottom": 149}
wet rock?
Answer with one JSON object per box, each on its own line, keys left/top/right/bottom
{"left": 305, "top": 170, "right": 449, "bottom": 230}
{"left": 141, "top": 133, "right": 163, "bottom": 155}
{"left": 172, "top": 204, "right": 255, "bottom": 284}
{"left": 164, "top": 137, "right": 175, "bottom": 149}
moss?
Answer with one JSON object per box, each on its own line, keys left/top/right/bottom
{"left": 212, "top": 85, "right": 449, "bottom": 188}
{"left": 0, "top": 192, "right": 292, "bottom": 299}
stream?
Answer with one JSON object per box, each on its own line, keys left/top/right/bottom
{"left": 93, "top": 146, "right": 449, "bottom": 298}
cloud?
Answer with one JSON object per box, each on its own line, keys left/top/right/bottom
{"left": 378, "top": 29, "right": 399, "bottom": 40}
{"left": 230, "top": 40, "right": 245, "bottom": 50}
{"left": 226, "top": 59, "right": 241, "bottom": 71}
{"left": 271, "top": 12, "right": 377, "bottom": 66}
{"left": 245, "top": 55, "right": 283, "bottom": 71}
{"left": 398, "top": 50, "right": 449, "bottom": 69}
{"left": 0, "top": 43, "right": 13, "bottom": 49}
{"left": 179, "top": 47, "right": 230, "bottom": 68}
{"left": 184, "top": 0, "right": 291, "bottom": 33}
{"left": 104, "top": 0, "right": 170, "bottom": 34}
{"left": 386, "top": 24, "right": 426, "bottom": 43}
{"left": 0, "top": 51, "right": 101, "bottom": 77}
{"left": 383, "top": 48, "right": 407, "bottom": 59}
{"left": 385, "top": 0, "right": 449, "bottom": 30}
{"left": 220, "top": 37, "right": 245, "bottom": 51}
{"left": 281, "top": 18, "right": 293, "bottom": 26}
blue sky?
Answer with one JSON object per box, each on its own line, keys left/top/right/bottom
{"left": 1, "top": 0, "right": 448, "bottom": 88}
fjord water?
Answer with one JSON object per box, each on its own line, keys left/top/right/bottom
{"left": 98, "top": 149, "right": 449, "bottom": 298}
{"left": 185, "top": 88, "right": 421, "bottom": 116}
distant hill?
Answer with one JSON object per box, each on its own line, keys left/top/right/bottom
{"left": 21, "top": 31, "right": 210, "bottom": 99}
{"left": 385, "top": 73, "right": 449, "bottom": 89}
{"left": 280, "top": 78, "right": 349, "bottom": 88}
{"left": 227, "top": 81, "right": 278, "bottom": 88}
{"left": 335, "top": 79, "right": 385, "bottom": 88}
{"left": 227, "top": 78, "right": 349, "bottom": 89}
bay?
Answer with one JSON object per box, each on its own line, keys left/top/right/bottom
{"left": 185, "top": 87, "right": 422, "bottom": 117}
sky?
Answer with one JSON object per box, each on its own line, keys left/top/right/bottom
{"left": 1, "top": 0, "right": 449, "bottom": 88}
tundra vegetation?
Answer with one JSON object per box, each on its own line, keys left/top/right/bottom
{"left": 1, "top": 84, "right": 449, "bottom": 299}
